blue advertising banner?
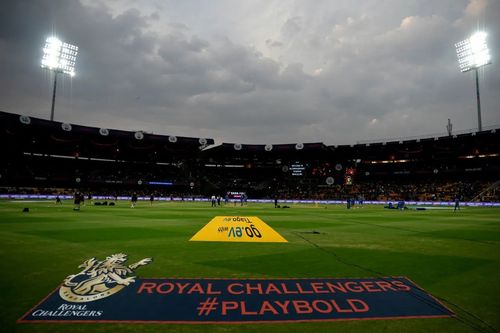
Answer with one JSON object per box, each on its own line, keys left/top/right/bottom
{"left": 20, "top": 277, "right": 453, "bottom": 323}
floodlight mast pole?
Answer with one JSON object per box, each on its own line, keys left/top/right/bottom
{"left": 455, "top": 31, "right": 491, "bottom": 132}
{"left": 41, "top": 36, "right": 78, "bottom": 122}
{"left": 50, "top": 71, "right": 59, "bottom": 122}
{"left": 474, "top": 68, "right": 482, "bottom": 132}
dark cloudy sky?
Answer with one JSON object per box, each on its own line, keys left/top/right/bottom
{"left": 0, "top": 0, "right": 499, "bottom": 144}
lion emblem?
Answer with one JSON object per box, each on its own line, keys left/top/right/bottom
{"left": 59, "top": 253, "right": 152, "bottom": 302}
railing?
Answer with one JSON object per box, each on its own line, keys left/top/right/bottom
{"left": 470, "top": 180, "right": 500, "bottom": 202}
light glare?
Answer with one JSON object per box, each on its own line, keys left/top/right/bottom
{"left": 455, "top": 31, "right": 491, "bottom": 72}
{"left": 41, "top": 36, "right": 78, "bottom": 76}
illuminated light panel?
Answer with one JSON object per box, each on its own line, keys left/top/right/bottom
{"left": 367, "top": 159, "right": 410, "bottom": 164}
{"left": 455, "top": 32, "right": 491, "bottom": 72}
{"left": 148, "top": 181, "right": 173, "bottom": 186}
{"left": 41, "top": 36, "right": 78, "bottom": 76}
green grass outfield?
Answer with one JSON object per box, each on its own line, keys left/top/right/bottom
{"left": 0, "top": 200, "right": 499, "bottom": 333}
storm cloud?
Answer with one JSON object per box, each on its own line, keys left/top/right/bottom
{"left": 0, "top": 0, "right": 499, "bottom": 144}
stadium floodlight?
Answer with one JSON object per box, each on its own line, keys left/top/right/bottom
{"left": 41, "top": 36, "right": 79, "bottom": 121}
{"left": 455, "top": 31, "right": 491, "bottom": 131}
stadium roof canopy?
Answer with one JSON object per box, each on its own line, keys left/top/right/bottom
{"left": 2, "top": 110, "right": 499, "bottom": 164}
{"left": 0, "top": 111, "right": 214, "bottom": 162}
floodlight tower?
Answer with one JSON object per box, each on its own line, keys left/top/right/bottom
{"left": 455, "top": 31, "right": 491, "bottom": 132}
{"left": 41, "top": 36, "right": 78, "bottom": 121}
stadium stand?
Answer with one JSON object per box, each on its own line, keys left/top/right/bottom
{"left": 1, "top": 110, "right": 499, "bottom": 201}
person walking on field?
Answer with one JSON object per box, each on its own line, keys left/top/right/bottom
{"left": 454, "top": 196, "right": 460, "bottom": 211}
{"left": 73, "top": 192, "right": 81, "bottom": 211}
{"left": 131, "top": 192, "right": 138, "bottom": 208}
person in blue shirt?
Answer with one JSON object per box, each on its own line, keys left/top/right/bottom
{"left": 454, "top": 196, "right": 460, "bottom": 211}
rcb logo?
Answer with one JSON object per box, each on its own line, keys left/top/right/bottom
{"left": 59, "top": 253, "right": 152, "bottom": 303}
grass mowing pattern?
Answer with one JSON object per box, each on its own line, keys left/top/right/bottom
{"left": 0, "top": 200, "right": 498, "bottom": 333}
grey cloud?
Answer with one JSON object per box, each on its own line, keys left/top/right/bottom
{"left": 0, "top": 0, "right": 499, "bottom": 145}
{"left": 265, "top": 39, "right": 284, "bottom": 48}
{"left": 281, "top": 16, "right": 302, "bottom": 39}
